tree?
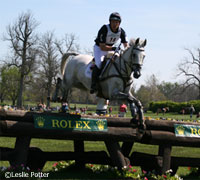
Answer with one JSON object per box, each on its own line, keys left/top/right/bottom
{"left": 54, "top": 33, "right": 80, "bottom": 103}
{"left": 158, "top": 81, "right": 199, "bottom": 102}
{"left": 0, "top": 65, "right": 8, "bottom": 103}
{"left": 158, "top": 81, "right": 179, "bottom": 101}
{"left": 136, "top": 74, "right": 166, "bottom": 108}
{"left": 136, "top": 85, "right": 153, "bottom": 108}
{"left": 177, "top": 47, "right": 200, "bottom": 99}
{"left": 55, "top": 33, "right": 80, "bottom": 55}
{"left": 1, "top": 66, "right": 20, "bottom": 105}
{"left": 4, "top": 11, "right": 39, "bottom": 108}
{"left": 38, "top": 31, "right": 59, "bottom": 107}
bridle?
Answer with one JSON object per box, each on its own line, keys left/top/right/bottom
{"left": 117, "top": 45, "right": 145, "bottom": 78}
{"left": 99, "top": 45, "right": 145, "bottom": 92}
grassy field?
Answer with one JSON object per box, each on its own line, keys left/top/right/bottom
{"left": 0, "top": 108, "right": 200, "bottom": 179}
{"left": 0, "top": 137, "right": 199, "bottom": 178}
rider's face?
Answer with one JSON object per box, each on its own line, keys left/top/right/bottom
{"left": 110, "top": 20, "right": 120, "bottom": 32}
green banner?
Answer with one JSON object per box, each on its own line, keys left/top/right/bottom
{"left": 174, "top": 124, "right": 200, "bottom": 138}
{"left": 34, "top": 114, "right": 107, "bottom": 132}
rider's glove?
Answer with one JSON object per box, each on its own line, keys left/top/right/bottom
{"left": 112, "top": 47, "right": 117, "bottom": 51}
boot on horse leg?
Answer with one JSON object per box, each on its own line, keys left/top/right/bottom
{"left": 111, "top": 91, "right": 145, "bottom": 130}
{"left": 128, "top": 98, "right": 146, "bottom": 130}
{"left": 90, "top": 65, "right": 101, "bottom": 94}
{"left": 129, "top": 102, "right": 138, "bottom": 126}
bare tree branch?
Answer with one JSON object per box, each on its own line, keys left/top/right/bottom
{"left": 55, "top": 33, "right": 80, "bottom": 56}
{"left": 177, "top": 46, "right": 200, "bottom": 99}
{"left": 3, "top": 10, "right": 39, "bottom": 108}
{"left": 37, "top": 31, "right": 60, "bottom": 107}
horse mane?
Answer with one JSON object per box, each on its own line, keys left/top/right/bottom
{"left": 122, "top": 38, "right": 138, "bottom": 54}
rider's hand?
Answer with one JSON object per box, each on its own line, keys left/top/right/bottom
{"left": 111, "top": 47, "right": 117, "bottom": 51}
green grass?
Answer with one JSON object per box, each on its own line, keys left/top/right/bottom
{"left": 144, "top": 111, "right": 200, "bottom": 121}
{"left": 1, "top": 137, "right": 200, "bottom": 177}
{"left": 1, "top": 111, "right": 200, "bottom": 179}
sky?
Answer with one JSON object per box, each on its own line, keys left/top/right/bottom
{"left": 0, "top": 0, "right": 200, "bottom": 89}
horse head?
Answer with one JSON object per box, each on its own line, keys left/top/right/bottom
{"left": 123, "top": 38, "right": 147, "bottom": 79}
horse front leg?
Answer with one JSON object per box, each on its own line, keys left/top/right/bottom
{"left": 113, "top": 91, "right": 145, "bottom": 130}
{"left": 128, "top": 97, "right": 145, "bottom": 130}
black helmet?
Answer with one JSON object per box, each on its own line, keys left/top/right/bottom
{"left": 109, "top": 12, "right": 121, "bottom": 22}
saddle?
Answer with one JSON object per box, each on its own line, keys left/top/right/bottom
{"left": 92, "top": 52, "right": 119, "bottom": 98}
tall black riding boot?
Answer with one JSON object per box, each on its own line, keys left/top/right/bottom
{"left": 90, "top": 65, "right": 101, "bottom": 94}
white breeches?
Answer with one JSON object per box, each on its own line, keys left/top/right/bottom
{"left": 94, "top": 44, "right": 108, "bottom": 69}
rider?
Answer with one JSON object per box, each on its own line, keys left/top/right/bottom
{"left": 90, "top": 12, "right": 129, "bottom": 94}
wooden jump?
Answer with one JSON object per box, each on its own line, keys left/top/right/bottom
{"left": 0, "top": 110, "right": 200, "bottom": 174}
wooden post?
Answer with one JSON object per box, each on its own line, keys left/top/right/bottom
{"left": 105, "top": 141, "right": 127, "bottom": 169}
{"left": 158, "top": 144, "right": 165, "bottom": 157}
{"left": 10, "top": 136, "right": 31, "bottom": 167}
{"left": 158, "top": 144, "right": 172, "bottom": 174}
{"left": 121, "top": 142, "right": 134, "bottom": 157}
{"left": 74, "top": 140, "right": 85, "bottom": 168}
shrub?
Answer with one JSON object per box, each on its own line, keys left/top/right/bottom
{"left": 149, "top": 100, "right": 200, "bottom": 114}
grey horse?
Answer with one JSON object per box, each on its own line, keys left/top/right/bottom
{"left": 53, "top": 38, "right": 147, "bottom": 128}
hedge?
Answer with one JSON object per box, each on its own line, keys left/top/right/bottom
{"left": 149, "top": 100, "right": 200, "bottom": 114}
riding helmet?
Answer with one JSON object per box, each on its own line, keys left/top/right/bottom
{"left": 109, "top": 12, "right": 121, "bottom": 22}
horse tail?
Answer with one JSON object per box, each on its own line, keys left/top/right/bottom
{"left": 61, "top": 52, "right": 78, "bottom": 76}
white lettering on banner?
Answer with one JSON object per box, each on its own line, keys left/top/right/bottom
{"left": 4, "top": 171, "right": 49, "bottom": 179}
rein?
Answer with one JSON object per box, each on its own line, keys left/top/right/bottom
{"left": 99, "top": 46, "right": 142, "bottom": 91}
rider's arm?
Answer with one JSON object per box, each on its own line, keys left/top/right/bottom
{"left": 96, "top": 25, "right": 116, "bottom": 51}
{"left": 123, "top": 43, "right": 129, "bottom": 49}
{"left": 99, "top": 43, "right": 115, "bottom": 51}
{"left": 121, "top": 28, "right": 129, "bottom": 49}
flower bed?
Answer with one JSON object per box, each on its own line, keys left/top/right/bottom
{"left": 1, "top": 161, "right": 199, "bottom": 179}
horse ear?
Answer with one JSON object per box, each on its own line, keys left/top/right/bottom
{"left": 135, "top": 38, "right": 140, "bottom": 45}
{"left": 141, "top": 39, "right": 147, "bottom": 47}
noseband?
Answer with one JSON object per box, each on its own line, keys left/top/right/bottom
{"left": 122, "top": 46, "right": 144, "bottom": 73}
{"left": 99, "top": 45, "right": 145, "bottom": 92}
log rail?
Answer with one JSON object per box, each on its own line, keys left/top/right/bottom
{"left": 0, "top": 110, "right": 200, "bottom": 174}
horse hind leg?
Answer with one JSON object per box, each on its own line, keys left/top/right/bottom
{"left": 62, "top": 89, "right": 70, "bottom": 103}
{"left": 52, "top": 78, "right": 62, "bottom": 102}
